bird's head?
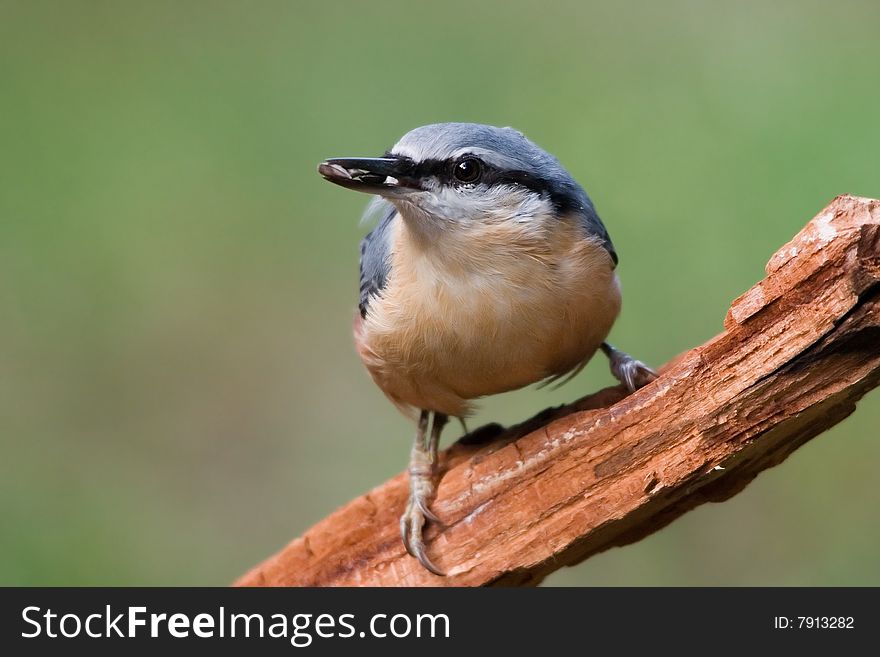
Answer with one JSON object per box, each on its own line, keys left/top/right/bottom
{"left": 321, "top": 123, "right": 590, "bottom": 227}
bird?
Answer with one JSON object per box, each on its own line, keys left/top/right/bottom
{"left": 318, "top": 123, "right": 656, "bottom": 575}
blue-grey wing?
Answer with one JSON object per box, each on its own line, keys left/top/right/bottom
{"left": 565, "top": 188, "right": 617, "bottom": 266}
{"left": 358, "top": 200, "right": 396, "bottom": 318}
{"left": 578, "top": 206, "right": 617, "bottom": 266}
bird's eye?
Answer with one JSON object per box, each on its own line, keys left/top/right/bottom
{"left": 452, "top": 157, "right": 482, "bottom": 184}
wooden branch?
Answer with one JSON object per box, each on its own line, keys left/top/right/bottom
{"left": 238, "top": 195, "right": 880, "bottom": 587}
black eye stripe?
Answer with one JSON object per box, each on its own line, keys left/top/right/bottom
{"left": 385, "top": 155, "right": 586, "bottom": 215}
{"left": 402, "top": 158, "right": 530, "bottom": 188}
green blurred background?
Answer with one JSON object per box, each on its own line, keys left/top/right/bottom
{"left": 1, "top": 0, "right": 878, "bottom": 586}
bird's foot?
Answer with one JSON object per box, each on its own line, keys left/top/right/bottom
{"left": 601, "top": 343, "right": 658, "bottom": 392}
{"left": 400, "top": 455, "right": 444, "bottom": 575}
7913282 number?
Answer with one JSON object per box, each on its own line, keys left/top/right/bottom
{"left": 798, "top": 617, "right": 854, "bottom": 629}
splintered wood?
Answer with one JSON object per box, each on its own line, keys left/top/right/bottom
{"left": 238, "top": 195, "right": 880, "bottom": 587}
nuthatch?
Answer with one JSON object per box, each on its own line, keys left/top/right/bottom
{"left": 318, "top": 123, "right": 656, "bottom": 575}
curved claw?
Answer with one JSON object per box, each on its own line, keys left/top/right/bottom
{"left": 416, "top": 497, "right": 443, "bottom": 525}
{"left": 622, "top": 359, "right": 657, "bottom": 392}
{"left": 400, "top": 513, "right": 413, "bottom": 555}
{"left": 400, "top": 501, "right": 445, "bottom": 576}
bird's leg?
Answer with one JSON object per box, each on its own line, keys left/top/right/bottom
{"left": 400, "top": 410, "right": 447, "bottom": 575}
{"left": 600, "top": 342, "right": 658, "bottom": 392}
{"left": 429, "top": 412, "right": 448, "bottom": 462}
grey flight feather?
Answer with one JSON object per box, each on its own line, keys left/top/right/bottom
{"left": 358, "top": 201, "right": 395, "bottom": 318}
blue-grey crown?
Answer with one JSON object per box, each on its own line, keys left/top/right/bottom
{"left": 390, "top": 123, "right": 592, "bottom": 216}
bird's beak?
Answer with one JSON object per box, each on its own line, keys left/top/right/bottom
{"left": 317, "top": 157, "right": 421, "bottom": 197}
